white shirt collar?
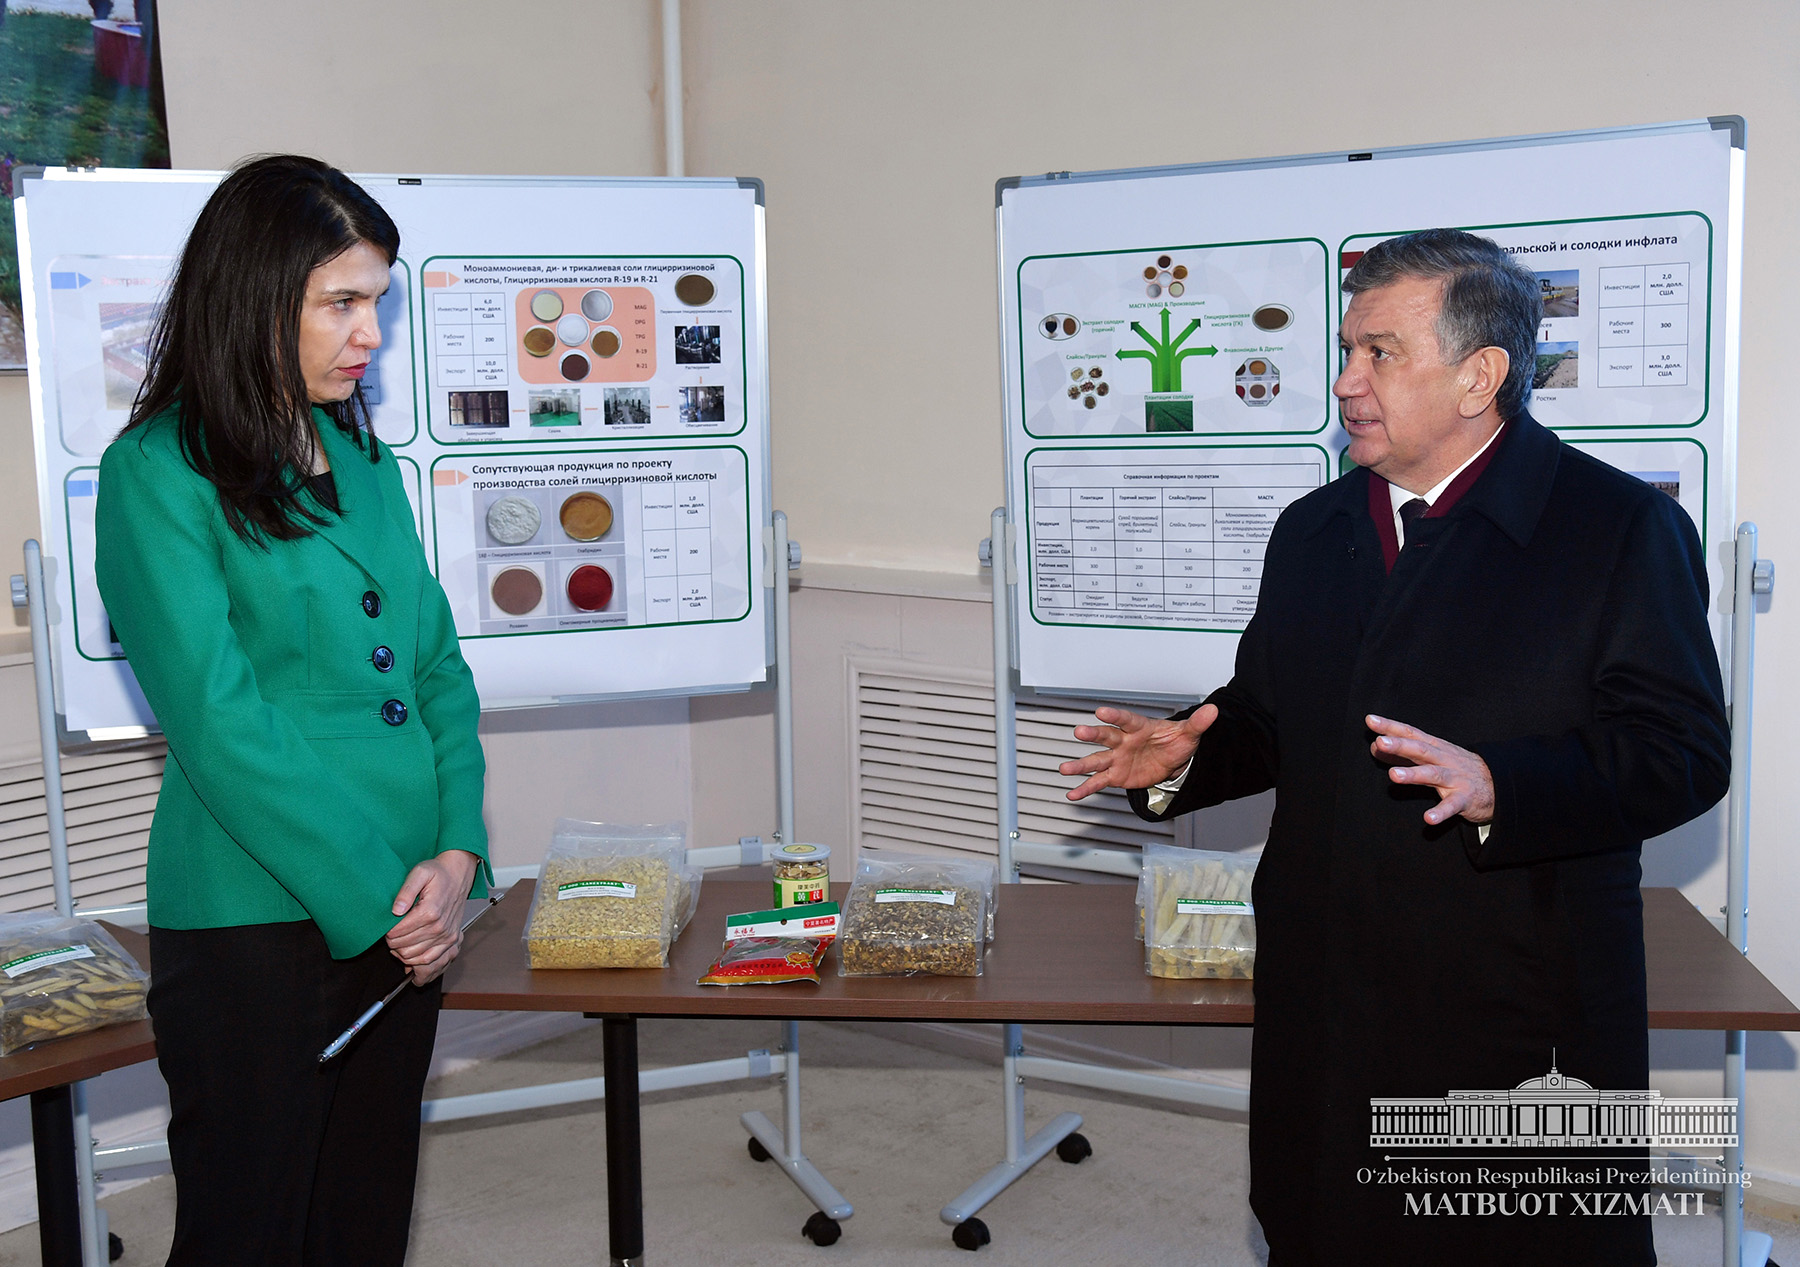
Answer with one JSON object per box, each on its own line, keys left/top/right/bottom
{"left": 1388, "top": 424, "right": 1504, "bottom": 543}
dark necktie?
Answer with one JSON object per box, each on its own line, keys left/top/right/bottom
{"left": 1398, "top": 497, "right": 1429, "bottom": 547}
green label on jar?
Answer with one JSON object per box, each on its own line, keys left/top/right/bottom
{"left": 775, "top": 875, "right": 828, "bottom": 908}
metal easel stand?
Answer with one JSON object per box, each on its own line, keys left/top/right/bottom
{"left": 408, "top": 513, "right": 850, "bottom": 1242}
{"left": 1724, "top": 523, "right": 1775, "bottom": 1267}
{"left": 935, "top": 509, "right": 1092, "bottom": 1253}
{"left": 13, "top": 540, "right": 109, "bottom": 1267}
{"left": 737, "top": 511, "right": 854, "bottom": 1245}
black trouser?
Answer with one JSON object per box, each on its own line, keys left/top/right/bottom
{"left": 148, "top": 921, "right": 440, "bottom": 1267}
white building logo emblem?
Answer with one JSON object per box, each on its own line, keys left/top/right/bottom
{"left": 1369, "top": 1059, "right": 1738, "bottom": 1150}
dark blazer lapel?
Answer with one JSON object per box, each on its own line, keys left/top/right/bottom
{"left": 311, "top": 419, "right": 407, "bottom": 592}
{"left": 1297, "top": 465, "right": 1386, "bottom": 631}
{"left": 1452, "top": 411, "right": 1561, "bottom": 550}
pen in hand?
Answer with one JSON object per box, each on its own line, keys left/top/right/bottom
{"left": 318, "top": 894, "right": 501, "bottom": 1064}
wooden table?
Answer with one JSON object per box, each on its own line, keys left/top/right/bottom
{"left": 0, "top": 925, "right": 155, "bottom": 1267}
{"left": 440, "top": 881, "right": 1799, "bottom": 1264}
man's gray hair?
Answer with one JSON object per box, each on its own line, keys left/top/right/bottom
{"left": 1342, "top": 229, "right": 1542, "bottom": 422}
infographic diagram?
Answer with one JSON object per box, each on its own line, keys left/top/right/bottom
{"left": 1024, "top": 445, "right": 1330, "bottom": 632}
{"left": 1341, "top": 213, "right": 1711, "bottom": 430}
{"left": 430, "top": 444, "right": 752, "bottom": 639}
{"left": 1017, "top": 239, "right": 1330, "bottom": 439}
{"left": 420, "top": 256, "right": 744, "bottom": 444}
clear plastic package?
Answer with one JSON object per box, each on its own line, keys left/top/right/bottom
{"left": 0, "top": 914, "right": 148, "bottom": 1055}
{"left": 838, "top": 853, "right": 997, "bottom": 978}
{"left": 1137, "top": 844, "right": 1257, "bottom": 979}
{"left": 523, "top": 821, "right": 700, "bottom": 969}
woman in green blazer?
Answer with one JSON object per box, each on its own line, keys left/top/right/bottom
{"left": 95, "top": 156, "right": 488, "bottom": 1266}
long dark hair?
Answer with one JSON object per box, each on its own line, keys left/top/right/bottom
{"left": 124, "top": 155, "right": 400, "bottom": 542}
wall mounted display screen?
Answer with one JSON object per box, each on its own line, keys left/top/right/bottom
{"left": 19, "top": 170, "right": 771, "bottom": 734}
{"left": 997, "top": 120, "right": 1743, "bottom": 699}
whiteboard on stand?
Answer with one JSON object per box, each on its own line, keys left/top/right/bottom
{"left": 19, "top": 169, "right": 772, "bottom": 736}
{"left": 996, "top": 118, "right": 1743, "bottom": 701}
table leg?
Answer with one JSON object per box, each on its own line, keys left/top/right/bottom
{"left": 30, "top": 1084, "right": 82, "bottom": 1267}
{"left": 602, "top": 1016, "right": 643, "bottom": 1266}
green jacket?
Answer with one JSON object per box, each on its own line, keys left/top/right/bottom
{"left": 95, "top": 409, "right": 489, "bottom": 958}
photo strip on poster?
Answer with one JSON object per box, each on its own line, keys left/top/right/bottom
{"left": 421, "top": 256, "right": 744, "bottom": 445}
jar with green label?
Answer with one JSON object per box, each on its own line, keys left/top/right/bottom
{"left": 772, "top": 842, "right": 831, "bottom": 908}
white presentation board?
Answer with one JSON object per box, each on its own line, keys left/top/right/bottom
{"left": 997, "top": 119, "right": 1744, "bottom": 700}
{"left": 19, "top": 169, "right": 772, "bottom": 735}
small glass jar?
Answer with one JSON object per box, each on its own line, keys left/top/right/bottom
{"left": 772, "top": 842, "right": 831, "bottom": 908}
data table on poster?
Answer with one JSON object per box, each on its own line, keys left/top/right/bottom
{"left": 1597, "top": 262, "right": 1691, "bottom": 387}
{"left": 1026, "top": 449, "right": 1327, "bottom": 631}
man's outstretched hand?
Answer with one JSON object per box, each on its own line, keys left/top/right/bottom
{"left": 1366, "top": 714, "right": 1495, "bottom": 826}
{"left": 1060, "top": 704, "right": 1219, "bottom": 802}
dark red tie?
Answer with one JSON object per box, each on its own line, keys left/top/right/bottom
{"left": 1398, "top": 497, "right": 1429, "bottom": 546}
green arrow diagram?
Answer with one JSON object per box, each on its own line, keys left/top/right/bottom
{"left": 1115, "top": 307, "right": 1217, "bottom": 392}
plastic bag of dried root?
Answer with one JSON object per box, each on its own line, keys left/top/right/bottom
{"left": 838, "top": 853, "right": 997, "bottom": 978}
{"left": 1139, "top": 845, "right": 1258, "bottom": 979}
{"left": 0, "top": 914, "right": 148, "bottom": 1055}
{"left": 523, "top": 822, "right": 696, "bottom": 969}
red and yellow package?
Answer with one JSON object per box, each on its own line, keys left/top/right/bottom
{"left": 697, "top": 936, "right": 830, "bottom": 986}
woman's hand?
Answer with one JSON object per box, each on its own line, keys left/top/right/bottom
{"left": 385, "top": 850, "right": 481, "bottom": 984}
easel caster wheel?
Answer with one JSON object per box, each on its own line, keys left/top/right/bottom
{"left": 109, "top": 1233, "right": 124, "bottom": 1262}
{"left": 802, "top": 1212, "right": 842, "bottom": 1246}
{"left": 952, "top": 1217, "right": 991, "bottom": 1251}
{"left": 1055, "top": 1132, "right": 1093, "bottom": 1164}
{"left": 747, "top": 1136, "right": 772, "bottom": 1162}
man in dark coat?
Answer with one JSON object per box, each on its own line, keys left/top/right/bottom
{"left": 1061, "top": 229, "right": 1730, "bottom": 1264}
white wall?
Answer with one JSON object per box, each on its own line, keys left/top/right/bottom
{"left": 4, "top": 0, "right": 1798, "bottom": 1195}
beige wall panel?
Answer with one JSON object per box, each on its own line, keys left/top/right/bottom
{"left": 477, "top": 698, "right": 692, "bottom": 871}
{"left": 156, "top": 0, "right": 661, "bottom": 175}
{"left": 683, "top": 0, "right": 1800, "bottom": 584}
{"left": 688, "top": 686, "right": 778, "bottom": 850}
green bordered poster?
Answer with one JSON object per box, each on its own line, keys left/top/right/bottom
{"left": 996, "top": 119, "right": 1742, "bottom": 699}
{"left": 20, "top": 170, "right": 772, "bottom": 733}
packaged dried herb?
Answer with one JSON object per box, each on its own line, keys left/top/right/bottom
{"left": 1137, "top": 844, "right": 1257, "bottom": 979}
{"left": 522, "top": 821, "right": 701, "bottom": 969}
{"left": 0, "top": 914, "right": 148, "bottom": 1055}
{"left": 698, "top": 936, "right": 831, "bottom": 986}
{"left": 838, "top": 853, "right": 997, "bottom": 978}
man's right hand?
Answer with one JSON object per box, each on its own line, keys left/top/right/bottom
{"left": 1059, "top": 704, "right": 1219, "bottom": 801}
